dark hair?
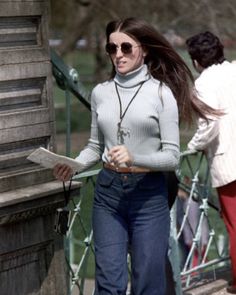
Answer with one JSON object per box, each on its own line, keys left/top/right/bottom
{"left": 106, "top": 18, "right": 220, "bottom": 124}
{"left": 186, "top": 31, "right": 225, "bottom": 68}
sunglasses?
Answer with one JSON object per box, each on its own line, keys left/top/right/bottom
{"left": 105, "top": 42, "right": 140, "bottom": 55}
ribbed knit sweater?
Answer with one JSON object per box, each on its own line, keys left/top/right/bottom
{"left": 75, "top": 64, "right": 180, "bottom": 171}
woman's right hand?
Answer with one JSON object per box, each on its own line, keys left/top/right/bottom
{"left": 53, "top": 163, "right": 73, "bottom": 182}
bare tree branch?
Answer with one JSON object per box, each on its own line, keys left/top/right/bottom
{"left": 56, "top": 0, "right": 118, "bottom": 56}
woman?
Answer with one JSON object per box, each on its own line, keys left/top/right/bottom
{"left": 54, "top": 18, "right": 217, "bottom": 295}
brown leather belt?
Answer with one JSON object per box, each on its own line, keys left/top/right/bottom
{"left": 103, "top": 163, "right": 152, "bottom": 173}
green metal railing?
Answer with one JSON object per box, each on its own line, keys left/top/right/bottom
{"left": 51, "top": 49, "right": 230, "bottom": 295}
{"left": 66, "top": 170, "right": 98, "bottom": 295}
{"left": 170, "top": 150, "right": 229, "bottom": 294}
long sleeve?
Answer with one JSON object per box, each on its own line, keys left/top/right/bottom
{"left": 187, "top": 61, "right": 236, "bottom": 187}
{"left": 75, "top": 89, "right": 104, "bottom": 170}
{"left": 75, "top": 65, "right": 180, "bottom": 172}
{"left": 132, "top": 91, "right": 179, "bottom": 171}
{"left": 188, "top": 118, "right": 219, "bottom": 151}
{"left": 188, "top": 69, "right": 221, "bottom": 151}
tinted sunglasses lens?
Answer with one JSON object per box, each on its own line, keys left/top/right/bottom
{"left": 105, "top": 42, "right": 134, "bottom": 54}
{"left": 105, "top": 43, "right": 117, "bottom": 54}
{"left": 121, "top": 42, "right": 133, "bottom": 54}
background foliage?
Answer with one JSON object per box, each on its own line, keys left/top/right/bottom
{"left": 50, "top": 0, "right": 236, "bottom": 83}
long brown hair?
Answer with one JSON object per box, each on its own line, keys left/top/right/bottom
{"left": 106, "top": 18, "right": 221, "bottom": 124}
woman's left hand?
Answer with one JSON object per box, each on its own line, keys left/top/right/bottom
{"left": 108, "top": 145, "right": 133, "bottom": 167}
{"left": 53, "top": 163, "right": 73, "bottom": 182}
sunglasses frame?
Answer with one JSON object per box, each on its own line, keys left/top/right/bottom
{"left": 105, "top": 42, "right": 140, "bottom": 55}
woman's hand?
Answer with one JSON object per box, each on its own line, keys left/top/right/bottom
{"left": 108, "top": 145, "right": 133, "bottom": 167}
{"left": 53, "top": 163, "right": 73, "bottom": 182}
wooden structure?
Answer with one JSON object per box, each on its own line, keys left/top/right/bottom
{"left": 0, "top": 1, "right": 80, "bottom": 294}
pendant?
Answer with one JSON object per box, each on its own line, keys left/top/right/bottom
{"left": 117, "top": 122, "right": 130, "bottom": 145}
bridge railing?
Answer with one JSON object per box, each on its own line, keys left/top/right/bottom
{"left": 171, "top": 150, "right": 229, "bottom": 293}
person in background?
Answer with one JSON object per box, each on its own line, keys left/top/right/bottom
{"left": 54, "top": 18, "right": 219, "bottom": 295}
{"left": 186, "top": 31, "right": 236, "bottom": 294}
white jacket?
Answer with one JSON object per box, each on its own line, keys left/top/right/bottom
{"left": 188, "top": 61, "right": 236, "bottom": 188}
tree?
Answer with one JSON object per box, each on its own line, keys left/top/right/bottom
{"left": 50, "top": 0, "right": 236, "bottom": 81}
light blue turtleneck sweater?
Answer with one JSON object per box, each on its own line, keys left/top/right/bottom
{"left": 75, "top": 64, "right": 180, "bottom": 171}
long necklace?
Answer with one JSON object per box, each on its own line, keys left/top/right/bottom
{"left": 115, "top": 81, "right": 145, "bottom": 145}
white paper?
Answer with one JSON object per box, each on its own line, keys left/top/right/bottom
{"left": 27, "top": 147, "right": 85, "bottom": 174}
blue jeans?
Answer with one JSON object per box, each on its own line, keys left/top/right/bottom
{"left": 92, "top": 168, "right": 170, "bottom": 295}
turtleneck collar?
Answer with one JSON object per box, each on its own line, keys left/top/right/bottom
{"left": 114, "top": 64, "right": 150, "bottom": 88}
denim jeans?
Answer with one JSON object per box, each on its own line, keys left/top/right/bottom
{"left": 92, "top": 168, "right": 170, "bottom": 295}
